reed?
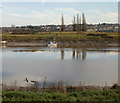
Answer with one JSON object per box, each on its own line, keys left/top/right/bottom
{"left": 2, "top": 80, "right": 120, "bottom": 92}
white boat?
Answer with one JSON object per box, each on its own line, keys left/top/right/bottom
{"left": 0, "top": 41, "right": 7, "bottom": 44}
{"left": 0, "top": 41, "right": 7, "bottom": 47}
{"left": 48, "top": 41, "right": 57, "bottom": 47}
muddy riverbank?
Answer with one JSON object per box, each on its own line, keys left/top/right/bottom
{"left": 2, "top": 41, "right": 119, "bottom": 48}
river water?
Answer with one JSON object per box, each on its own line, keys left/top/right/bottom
{"left": 1, "top": 47, "right": 119, "bottom": 87}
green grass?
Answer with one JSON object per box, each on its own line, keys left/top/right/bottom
{"left": 1, "top": 31, "right": 119, "bottom": 42}
{"left": 2, "top": 89, "right": 120, "bottom": 102}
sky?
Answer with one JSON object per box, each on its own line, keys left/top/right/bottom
{"left": 0, "top": 2, "right": 118, "bottom": 27}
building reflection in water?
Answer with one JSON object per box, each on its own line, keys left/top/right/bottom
{"left": 61, "top": 48, "right": 87, "bottom": 60}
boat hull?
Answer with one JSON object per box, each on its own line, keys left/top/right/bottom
{"left": 48, "top": 44, "right": 57, "bottom": 47}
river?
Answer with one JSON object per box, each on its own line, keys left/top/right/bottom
{"left": 1, "top": 47, "right": 119, "bottom": 87}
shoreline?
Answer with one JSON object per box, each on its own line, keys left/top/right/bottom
{"left": 2, "top": 31, "right": 119, "bottom": 48}
{"left": 1, "top": 41, "right": 119, "bottom": 48}
{"left": 2, "top": 83, "right": 120, "bottom": 91}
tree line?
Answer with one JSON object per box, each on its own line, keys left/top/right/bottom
{"left": 61, "top": 13, "right": 87, "bottom": 32}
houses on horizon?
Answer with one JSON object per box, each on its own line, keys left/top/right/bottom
{"left": 1, "top": 13, "right": 119, "bottom": 34}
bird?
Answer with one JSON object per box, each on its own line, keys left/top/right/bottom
{"left": 31, "top": 80, "right": 38, "bottom": 83}
{"left": 25, "top": 77, "right": 29, "bottom": 83}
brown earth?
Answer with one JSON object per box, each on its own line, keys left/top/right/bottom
{"left": 3, "top": 41, "right": 119, "bottom": 48}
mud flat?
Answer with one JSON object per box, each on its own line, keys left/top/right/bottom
{"left": 3, "top": 41, "right": 119, "bottom": 48}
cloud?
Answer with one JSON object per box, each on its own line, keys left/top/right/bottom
{"left": 2, "top": 7, "right": 76, "bottom": 26}
{"left": 1, "top": 3, "right": 118, "bottom": 26}
{"left": 101, "top": 12, "right": 118, "bottom": 22}
{"left": 56, "top": 8, "right": 80, "bottom": 14}
{"left": 85, "top": 10, "right": 118, "bottom": 24}
{"left": 9, "top": 13, "right": 23, "bottom": 17}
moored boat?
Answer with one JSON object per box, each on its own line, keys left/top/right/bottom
{"left": 0, "top": 41, "right": 7, "bottom": 44}
{"left": 48, "top": 41, "right": 57, "bottom": 47}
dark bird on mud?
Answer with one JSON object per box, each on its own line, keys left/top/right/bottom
{"left": 25, "top": 77, "right": 29, "bottom": 82}
{"left": 31, "top": 80, "right": 38, "bottom": 83}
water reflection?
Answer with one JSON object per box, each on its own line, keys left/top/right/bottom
{"left": 0, "top": 45, "right": 7, "bottom": 48}
{"left": 82, "top": 49, "right": 86, "bottom": 60}
{"left": 11, "top": 48, "right": 119, "bottom": 61}
{"left": 12, "top": 48, "right": 87, "bottom": 60}
{"left": 60, "top": 48, "right": 87, "bottom": 60}
{"left": 61, "top": 48, "right": 64, "bottom": 60}
{"left": 71, "top": 48, "right": 87, "bottom": 60}
{"left": 2, "top": 47, "right": 119, "bottom": 86}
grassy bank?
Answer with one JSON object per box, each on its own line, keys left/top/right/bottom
{"left": 1, "top": 32, "right": 119, "bottom": 42}
{"left": 1, "top": 31, "right": 119, "bottom": 47}
{"left": 2, "top": 89, "right": 120, "bottom": 102}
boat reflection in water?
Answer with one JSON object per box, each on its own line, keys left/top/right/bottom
{"left": 0, "top": 45, "right": 7, "bottom": 48}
